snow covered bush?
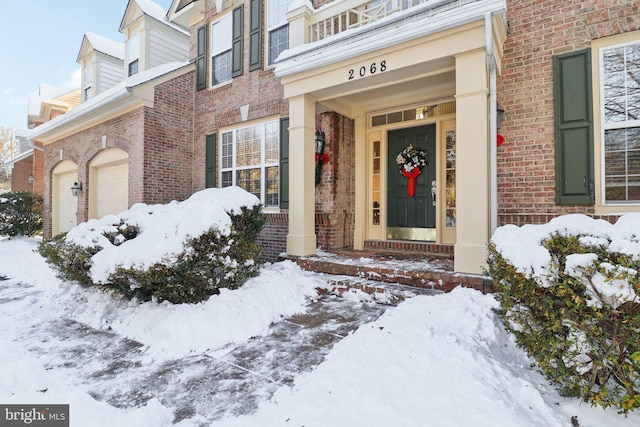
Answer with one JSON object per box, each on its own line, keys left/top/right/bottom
{"left": 39, "top": 187, "right": 265, "bottom": 304}
{"left": 0, "top": 191, "right": 42, "bottom": 237}
{"left": 488, "top": 214, "right": 640, "bottom": 413}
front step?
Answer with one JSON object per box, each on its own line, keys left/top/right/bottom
{"left": 285, "top": 250, "right": 494, "bottom": 294}
{"left": 363, "top": 240, "right": 454, "bottom": 259}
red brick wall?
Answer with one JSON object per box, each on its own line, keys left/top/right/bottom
{"left": 42, "top": 73, "right": 195, "bottom": 237}
{"left": 497, "top": 0, "right": 640, "bottom": 225}
{"left": 10, "top": 155, "right": 33, "bottom": 193}
{"left": 315, "top": 112, "right": 355, "bottom": 251}
{"left": 143, "top": 72, "right": 195, "bottom": 204}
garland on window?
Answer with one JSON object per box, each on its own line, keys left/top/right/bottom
{"left": 396, "top": 144, "right": 427, "bottom": 197}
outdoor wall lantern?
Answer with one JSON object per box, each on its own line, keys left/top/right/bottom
{"left": 27, "top": 175, "right": 34, "bottom": 184}
{"left": 315, "top": 129, "right": 328, "bottom": 186}
{"left": 70, "top": 181, "right": 82, "bottom": 197}
{"left": 496, "top": 103, "right": 505, "bottom": 131}
{"left": 496, "top": 103, "right": 506, "bottom": 146}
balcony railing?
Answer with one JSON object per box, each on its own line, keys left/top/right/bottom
{"left": 309, "top": 0, "right": 481, "bottom": 42}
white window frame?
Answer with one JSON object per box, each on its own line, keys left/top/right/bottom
{"left": 266, "top": 0, "right": 293, "bottom": 66}
{"left": 598, "top": 38, "right": 640, "bottom": 206}
{"left": 220, "top": 119, "right": 280, "bottom": 208}
{"left": 82, "top": 63, "right": 93, "bottom": 102}
{"left": 126, "top": 33, "right": 140, "bottom": 76}
{"left": 210, "top": 12, "right": 233, "bottom": 87}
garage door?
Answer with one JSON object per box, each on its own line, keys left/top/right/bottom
{"left": 95, "top": 163, "right": 128, "bottom": 219}
{"left": 54, "top": 172, "right": 78, "bottom": 235}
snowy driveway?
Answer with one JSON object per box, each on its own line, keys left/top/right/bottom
{"left": 0, "top": 272, "right": 395, "bottom": 425}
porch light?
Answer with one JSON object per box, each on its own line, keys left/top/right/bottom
{"left": 70, "top": 181, "right": 82, "bottom": 197}
{"left": 315, "top": 129, "right": 326, "bottom": 155}
{"left": 496, "top": 103, "right": 505, "bottom": 130}
{"left": 27, "top": 175, "right": 34, "bottom": 184}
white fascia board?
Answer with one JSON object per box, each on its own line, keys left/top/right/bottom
{"left": 275, "top": 0, "right": 506, "bottom": 78}
{"left": 30, "top": 61, "right": 192, "bottom": 143}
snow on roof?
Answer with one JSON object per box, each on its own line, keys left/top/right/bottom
{"left": 85, "top": 32, "right": 124, "bottom": 60}
{"left": 29, "top": 61, "right": 191, "bottom": 140}
{"left": 124, "top": 0, "right": 189, "bottom": 36}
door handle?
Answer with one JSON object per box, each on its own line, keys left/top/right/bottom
{"left": 431, "top": 180, "right": 436, "bottom": 206}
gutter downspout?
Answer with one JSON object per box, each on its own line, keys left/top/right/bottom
{"left": 485, "top": 12, "right": 498, "bottom": 237}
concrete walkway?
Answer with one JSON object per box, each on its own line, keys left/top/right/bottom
{"left": 2, "top": 274, "right": 437, "bottom": 425}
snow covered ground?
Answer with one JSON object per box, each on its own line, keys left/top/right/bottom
{"left": 2, "top": 212, "right": 640, "bottom": 425}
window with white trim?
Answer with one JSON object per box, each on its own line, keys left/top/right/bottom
{"left": 126, "top": 33, "right": 140, "bottom": 76}
{"left": 211, "top": 13, "right": 233, "bottom": 85}
{"left": 267, "top": 0, "right": 293, "bottom": 65}
{"left": 601, "top": 41, "right": 640, "bottom": 202}
{"left": 82, "top": 63, "right": 93, "bottom": 102}
{"left": 220, "top": 120, "right": 280, "bottom": 207}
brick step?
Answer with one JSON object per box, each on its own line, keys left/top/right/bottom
{"left": 316, "top": 274, "right": 442, "bottom": 305}
{"left": 286, "top": 250, "right": 494, "bottom": 294}
{"left": 363, "top": 240, "right": 454, "bottom": 260}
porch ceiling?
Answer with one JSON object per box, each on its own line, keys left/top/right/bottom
{"left": 316, "top": 58, "right": 456, "bottom": 118}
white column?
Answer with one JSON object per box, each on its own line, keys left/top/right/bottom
{"left": 286, "top": 3, "right": 312, "bottom": 48}
{"left": 286, "top": 94, "right": 317, "bottom": 256}
{"left": 353, "top": 114, "right": 366, "bottom": 250}
{"left": 454, "top": 49, "right": 490, "bottom": 275}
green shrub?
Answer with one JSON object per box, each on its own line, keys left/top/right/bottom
{"left": 0, "top": 191, "right": 43, "bottom": 237}
{"left": 39, "top": 205, "right": 266, "bottom": 304}
{"left": 488, "top": 234, "right": 640, "bottom": 413}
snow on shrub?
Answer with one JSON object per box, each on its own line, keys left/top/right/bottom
{"left": 39, "top": 187, "right": 265, "bottom": 303}
{"left": 488, "top": 214, "right": 640, "bottom": 413}
{"left": 0, "top": 191, "right": 43, "bottom": 237}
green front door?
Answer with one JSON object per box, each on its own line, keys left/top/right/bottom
{"left": 387, "top": 125, "right": 436, "bottom": 241}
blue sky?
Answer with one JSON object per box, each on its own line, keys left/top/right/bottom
{"left": 0, "top": 0, "right": 173, "bottom": 131}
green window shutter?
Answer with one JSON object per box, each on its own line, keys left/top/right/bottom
{"left": 249, "top": 0, "right": 262, "bottom": 71}
{"left": 553, "top": 48, "right": 594, "bottom": 205}
{"left": 232, "top": 5, "right": 244, "bottom": 78}
{"left": 196, "top": 25, "right": 207, "bottom": 91}
{"left": 279, "top": 117, "right": 289, "bottom": 209}
{"left": 205, "top": 133, "right": 217, "bottom": 188}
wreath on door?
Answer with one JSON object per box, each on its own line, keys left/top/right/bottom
{"left": 396, "top": 144, "right": 427, "bottom": 197}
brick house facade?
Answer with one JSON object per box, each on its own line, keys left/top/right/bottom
{"left": 497, "top": 0, "right": 640, "bottom": 226}
{"left": 23, "top": 0, "right": 640, "bottom": 276}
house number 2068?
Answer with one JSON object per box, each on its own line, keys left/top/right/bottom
{"left": 348, "top": 61, "right": 387, "bottom": 80}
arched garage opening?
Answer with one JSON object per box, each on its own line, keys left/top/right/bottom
{"left": 88, "top": 148, "right": 129, "bottom": 219}
{"left": 51, "top": 160, "right": 78, "bottom": 236}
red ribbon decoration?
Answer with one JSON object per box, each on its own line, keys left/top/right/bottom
{"left": 401, "top": 168, "right": 421, "bottom": 197}
{"left": 315, "top": 153, "right": 329, "bottom": 163}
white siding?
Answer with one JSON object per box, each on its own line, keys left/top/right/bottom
{"left": 96, "top": 54, "right": 124, "bottom": 95}
{"left": 148, "top": 25, "right": 189, "bottom": 69}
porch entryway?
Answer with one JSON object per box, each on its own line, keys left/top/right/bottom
{"left": 387, "top": 125, "right": 437, "bottom": 241}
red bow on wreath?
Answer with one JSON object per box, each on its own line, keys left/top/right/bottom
{"left": 401, "top": 168, "right": 421, "bottom": 197}
{"left": 396, "top": 144, "right": 427, "bottom": 197}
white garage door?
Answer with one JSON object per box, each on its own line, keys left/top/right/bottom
{"left": 95, "top": 163, "right": 129, "bottom": 219}
{"left": 55, "top": 172, "right": 78, "bottom": 235}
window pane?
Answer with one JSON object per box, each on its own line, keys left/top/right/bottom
{"left": 265, "top": 166, "right": 279, "bottom": 206}
{"left": 605, "top": 150, "right": 625, "bottom": 176}
{"left": 628, "top": 150, "right": 640, "bottom": 175}
{"left": 212, "top": 51, "right": 232, "bottom": 85}
{"left": 236, "top": 127, "right": 262, "bottom": 167}
{"left": 211, "top": 15, "right": 232, "bottom": 54}
{"left": 221, "top": 171, "right": 233, "bottom": 187}
{"left": 222, "top": 132, "right": 233, "bottom": 169}
{"left": 265, "top": 122, "right": 279, "bottom": 164}
{"left": 605, "top": 176, "right": 626, "bottom": 201}
{"left": 269, "top": 25, "right": 289, "bottom": 65}
{"left": 237, "top": 169, "right": 261, "bottom": 200}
